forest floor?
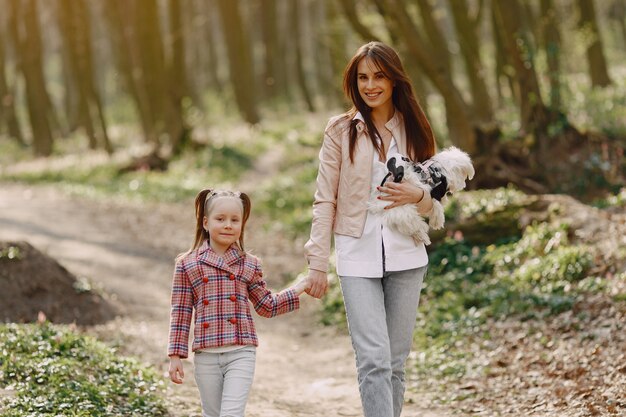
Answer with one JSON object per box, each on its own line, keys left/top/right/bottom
{"left": 0, "top": 181, "right": 450, "bottom": 417}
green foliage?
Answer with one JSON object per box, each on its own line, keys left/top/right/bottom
{"left": 0, "top": 141, "right": 257, "bottom": 203}
{"left": 446, "top": 186, "right": 527, "bottom": 222}
{"left": 252, "top": 122, "right": 321, "bottom": 237}
{"left": 413, "top": 222, "right": 594, "bottom": 378}
{"left": 592, "top": 187, "right": 626, "bottom": 209}
{"left": 0, "top": 246, "right": 21, "bottom": 260}
{"left": 317, "top": 189, "right": 602, "bottom": 381}
{"left": 0, "top": 323, "right": 167, "bottom": 416}
{"left": 563, "top": 70, "right": 626, "bottom": 138}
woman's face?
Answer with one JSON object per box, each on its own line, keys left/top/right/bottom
{"left": 357, "top": 57, "right": 393, "bottom": 112}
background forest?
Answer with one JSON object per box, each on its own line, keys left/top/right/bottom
{"left": 0, "top": 0, "right": 625, "bottom": 416}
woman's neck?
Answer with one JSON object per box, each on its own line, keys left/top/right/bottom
{"left": 370, "top": 104, "right": 395, "bottom": 130}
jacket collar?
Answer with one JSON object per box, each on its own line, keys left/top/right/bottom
{"left": 197, "top": 240, "right": 244, "bottom": 270}
{"left": 353, "top": 110, "right": 406, "bottom": 155}
{"left": 353, "top": 109, "right": 402, "bottom": 132}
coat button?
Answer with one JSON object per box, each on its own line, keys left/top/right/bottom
{"left": 229, "top": 274, "right": 235, "bottom": 280}
{"left": 229, "top": 295, "right": 237, "bottom": 302}
{"left": 203, "top": 322, "right": 209, "bottom": 328}
{"left": 203, "top": 277, "right": 209, "bottom": 283}
{"left": 203, "top": 299, "right": 209, "bottom": 305}
{"left": 229, "top": 317, "right": 237, "bottom": 325}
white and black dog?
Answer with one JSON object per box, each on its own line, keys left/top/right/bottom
{"left": 368, "top": 147, "right": 475, "bottom": 245}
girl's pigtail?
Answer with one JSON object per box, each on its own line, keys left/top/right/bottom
{"left": 238, "top": 192, "right": 252, "bottom": 251}
{"left": 191, "top": 188, "right": 212, "bottom": 252}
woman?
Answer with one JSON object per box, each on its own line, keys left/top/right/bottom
{"left": 305, "top": 41, "right": 436, "bottom": 417}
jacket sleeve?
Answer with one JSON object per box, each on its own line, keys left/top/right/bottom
{"left": 247, "top": 259, "right": 299, "bottom": 318}
{"left": 167, "top": 260, "right": 194, "bottom": 358}
{"left": 304, "top": 119, "right": 343, "bottom": 272}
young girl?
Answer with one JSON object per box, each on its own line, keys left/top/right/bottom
{"left": 168, "top": 188, "right": 309, "bottom": 417}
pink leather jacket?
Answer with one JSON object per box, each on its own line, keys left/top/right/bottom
{"left": 304, "top": 111, "right": 433, "bottom": 272}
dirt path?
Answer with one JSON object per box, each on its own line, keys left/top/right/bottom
{"left": 0, "top": 182, "right": 449, "bottom": 417}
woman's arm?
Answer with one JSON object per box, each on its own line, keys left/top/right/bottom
{"left": 304, "top": 121, "right": 343, "bottom": 298}
{"left": 376, "top": 181, "right": 434, "bottom": 214}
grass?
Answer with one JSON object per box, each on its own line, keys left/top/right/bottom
{"left": 0, "top": 323, "right": 168, "bottom": 416}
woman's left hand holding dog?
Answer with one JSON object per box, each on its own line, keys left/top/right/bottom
{"left": 377, "top": 181, "right": 425, "bottom": 209}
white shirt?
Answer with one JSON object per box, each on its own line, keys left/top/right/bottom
{"left": 334, "top": 121, "right": 428, "bottom": 278}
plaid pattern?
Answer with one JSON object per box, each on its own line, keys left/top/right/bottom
{"left": 168, "top": 241, "right": 300, "bottom": 358}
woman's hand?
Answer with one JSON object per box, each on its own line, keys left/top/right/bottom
{"left": 305, "top": 269, "right": 328, "bottom": 299}
{"left": 377, "top": 181, "right": 425, "bottom": 209}
{"left": 169, "top": 356, "right": 185, "bottom": 384}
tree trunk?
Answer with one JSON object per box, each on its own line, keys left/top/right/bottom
{"left": 168, "top": 0, "right": 188, "bottom": 100}
{"left": 216, "top": 0, "right": 260, "bottom": 124}
{"left": 201, "top": 0, "right": 223, "bottom": 94}
{"left": 57, "top": 0, "right": 112, "bottom": 153}
{"left": 337, "top": 0, "right": 381, "bottom": 42}
{"left": 380, "top": 0, "right": 476, "bottom": 153}
{"left": 449, "top": 0, "right": 494, "bottom": 124}
{"left": 0, "top": 26, "right": 24, "bottom": 146}
{"left": 290, "top": 0, "right": 315, "bottom": 112}
{"left": 539, "top": 0, "right": 562, "bottom": 109}
{"left": 415, "top": 0, "right": 451, "bottom": 75}
{"left": 493, "top": 0, "right": 546, "bottom": 140}
{"left": 260, "top": 0, "right": 281, "bottom": 100}
{"left": 578, "top": 0, "right": 612, "bottom": 87}
{"left": 133, "top": 0, "right": 168, "bottom": 141}
{"left": 166, "top": 0, "right": 189, "bottom": 156}
{"left": 9, "top": 0, "right": 54, "bottom": 156}
{"left": 103, "top": 0, "right": 158, "bottom": 144}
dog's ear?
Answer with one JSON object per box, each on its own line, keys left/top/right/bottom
{"left": 386, "top": 157, "right": 404, "bottom": 183}
{"left": 394, "top": 165, "right": 404, "bottom": 182}
{"left": 430, "top": 176, "right": 448, "bottom": 200}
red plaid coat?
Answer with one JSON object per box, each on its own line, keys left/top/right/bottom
{"left": 167, "top": 241, "right": 300, "bottom": 358}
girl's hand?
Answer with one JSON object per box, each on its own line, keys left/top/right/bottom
{"left": 306, "top": 269, "right": 328, "bottom": 299}
{"left": 377, "top": 181, "right": 425, "bottom": 209}
{"left": 292, "top": 276, "right": 312, "bottom": 295}
{"left": 168, "top": 356, "right": 184, "bottom": 384}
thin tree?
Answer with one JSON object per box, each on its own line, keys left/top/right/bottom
{"left": 449, "top": 0, "right": 494, "bottom": 124}
{"left": 375, "top": 0, "right": 476, "bottom": 153}
{"left": 578, "top": 0, "right": 612, "bottom": 87}
{"left": 290, "top": 0, "right": 315, "bottom": 112}
{"left": 539, "top": 0, "right": 562, "bottom": 109}
{"left": 8, "top": 0, "right": 55, "bottom": 156}
{"left": 103, "top": 0, "right": 159, "bottom": 144}
{"left": 216, "top": 0, "right": 260, "bottom": 124}
{"left": 0, "top": 25, "right": 24, "bottom": 146}
{"left": 57, "top": 0, "right": 112, "bottom": 153}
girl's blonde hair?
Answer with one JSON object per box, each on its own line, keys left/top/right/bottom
{"left": 180, "top": 188, "right": 251, "bottom": 259}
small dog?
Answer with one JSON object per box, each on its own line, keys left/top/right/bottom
{"left": 368, "top": 147, "right": 475, "bottom": 245}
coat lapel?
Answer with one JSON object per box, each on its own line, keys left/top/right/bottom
{"left": 197, "top": 241, "right": 244, "bottom": 271}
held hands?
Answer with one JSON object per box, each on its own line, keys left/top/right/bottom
{"left": 292, "top": 275, "right": 312, "bottom": 295}
{"left": 168, "top": 356, "right": 184, "bottom": 384}
{"left": 305, "top": 269, "right": 328, "bottom": 299}
{"left": 377, "top": 181, "right": 425, "bottom": 210}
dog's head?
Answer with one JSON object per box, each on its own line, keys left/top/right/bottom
{"left": 380, "top": 157, "right": 405, "bottom": 186}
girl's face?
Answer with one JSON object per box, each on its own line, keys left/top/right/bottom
{"left": 203, "top": 197, "right": 243, "bottom": 254}
{"left": 357, "top": 57, "right": 394, "bottom": 113}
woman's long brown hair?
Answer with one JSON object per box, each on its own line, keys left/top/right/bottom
{"left": 343, "top": 42, "right": 436, "bottom": 163}
{"left": 179, "top": 188, "right": 251, "bottom": 259}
